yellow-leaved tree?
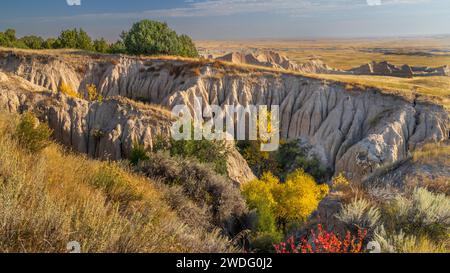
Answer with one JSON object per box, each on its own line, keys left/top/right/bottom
{"left": 275, "top": 170, "right": 329, "bottom": 227}
{"left": 242, "top": 169, "right": 329, "bottom": 234}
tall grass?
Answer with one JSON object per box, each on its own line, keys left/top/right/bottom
{"left": 413, "top": 141, "right": 450, "bottom": 166}
{"left": 0, "top": 112, "right": 234, "bottom": 253}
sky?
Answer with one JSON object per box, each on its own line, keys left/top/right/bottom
{"left": 0, "top": 0, "right": 449, "bottom": 40}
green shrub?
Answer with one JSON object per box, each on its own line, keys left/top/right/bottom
{"left": 0, "top": 29, "right": 16, "bottom": 47}
{"left": 0, "top": 25, "right": 196, "bottom": 57}
{"left": 130, "top": 142, "right": 150, "bottom": 165}
{"left": 250, "top": 231, "right": 283, "bottom": 253}
{"left": 387, "top": 187, "right": 450, "bottom": 241}
{"left": 374, "top": 225, "right": 446, "bottom": 253}
{"left": 237, "top": 140, "right": 329, "bottom": 181}
{"left": 14, "top": 112, "right": 52, "bottom": 153}
{"left": 154, "top": 133, "right": 229, "bottom": 176}
{"left": 335, "top": 198, "right": 381, "bottom": 233}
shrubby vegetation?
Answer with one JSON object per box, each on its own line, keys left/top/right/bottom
{"left": 86, "top": 84, "right": 103, "bottom": 102}
{"left": 135, "top": 152, "right": 248, "bottom": 235}
{"left": 237, "top": 140, "right": 330, "bottom": 182}
{"left": 332, "top": 183, "right": 450, "bottom": 253}
{"left": 335, "top": 198, "right": 381, "bottom": 234}
{"left": 153, "top": 133, "right": 229, "bottom": 175}
{"left": 130, "top": 142, "right": 150, "bottom": 165}
{"left": 235, "top": 116, "right": 331, "bottom": 251}
{"left": 242, "top": 170, "right": 329, "bottom": 251}
{"left": 275, "top": 224, "right": 367, "bottom": 253}
{"left": 382, "top": 188, "right": 449, "bottom": 242}
{"left": 59, "top": 81, "right": 80, "bottom": 98}
{"left": 0, "top": 112, "right": 233, "bottom": 252}
{"left": 14, "top": 112, "right": 52, "bottom": 153}
{"left": 276, "top": 166, "right": 450, "bottom": 253}
{"left": 0, "top": 20, "right": 198, "bottom": 57}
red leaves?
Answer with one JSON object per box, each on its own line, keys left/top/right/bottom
{"left": 274, "top": 224, "right": 367, "bottom": 253}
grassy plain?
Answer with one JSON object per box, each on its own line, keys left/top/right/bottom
{"left": 197, "top": 37, "right": 450, "bottom": 69}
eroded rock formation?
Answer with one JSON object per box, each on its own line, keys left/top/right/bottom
{"left": 0, "top": 50, "right": 448, "bottom": 182}
{"left": 216, "top": 51, "right": 450, "bottom": 78}
{"left": 0, "top": 70, "right": 256, "bottom": 185}
{"left": 216, "top": 51, "right": 341, "bottom": 74}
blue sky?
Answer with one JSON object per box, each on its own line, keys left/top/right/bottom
{"left": 0, "top": 0, "right": 449, "bottom": 40}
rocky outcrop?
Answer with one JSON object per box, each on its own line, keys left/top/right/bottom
{"left": 226, "top": 144, "right": 257, "bottom": 185}
{"left": 0, "top": 50, "right": 449, "bottom": 182}
{"left": 411, "top": 65, "right": 450, "bottom": 77}
{"left": 350, "top": 61, "right": 414, "bottom": 78}
{"left": 217, "top": 51, "right": 450, "bottom": 78}
{"left": 349, "top": 61, "right": 450, "bottom": 78}
{"left": 216, "top": 51, "right": 341, "bottom": 74}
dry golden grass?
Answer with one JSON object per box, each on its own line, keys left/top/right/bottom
{"left": 0, "top": 112, "right": 233, "bottom": 253}
{"left": 405, "top": 175, "right": 450, "bottom": 196}
{"left": 413, "top": 141, "right": 450, "bottom": 165}
{"left": 305, "top": 74, "right": 450, "bottom": 110}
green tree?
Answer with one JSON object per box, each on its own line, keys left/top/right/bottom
{"left": 0, "top": 28, "right": 18, "bottom": 47}
{"left": 108, "top": 40, "right": 126, "bottom": 54}
{"left": 123, "top": 20, "right": 198, "bottom": 57}
{"left": 177, "top": 34, "right": 199, "bottom": 58}
{"left": 19, "top": 35, "right": 44, "bottom": 49}
{"left": 93, "top": 38, "right": 110, "bottom": 53}
{"left": 42, "top": 38, "right": 57, "bottom": 49}
{"left": 55, "top": 29, "right": 77, "bottom": 48}
{"left": 4, "top": 29, "right": 16, "bottom": 42}
{"left": 276, "top": 140, "right": 329, "bottom": 181}
{"left": 55, "top": 28, "right": 93, "bottom": 51}
{"left": 237, "top": 140, "right": 279, "bottom": 177}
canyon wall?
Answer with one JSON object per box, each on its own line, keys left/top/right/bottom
{"left": 0, "top": 50, "right": 448, "bottom": 181}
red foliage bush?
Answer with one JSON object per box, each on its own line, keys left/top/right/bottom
{"left": 274, "top": 224, "right": 367, "bottom": 253}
